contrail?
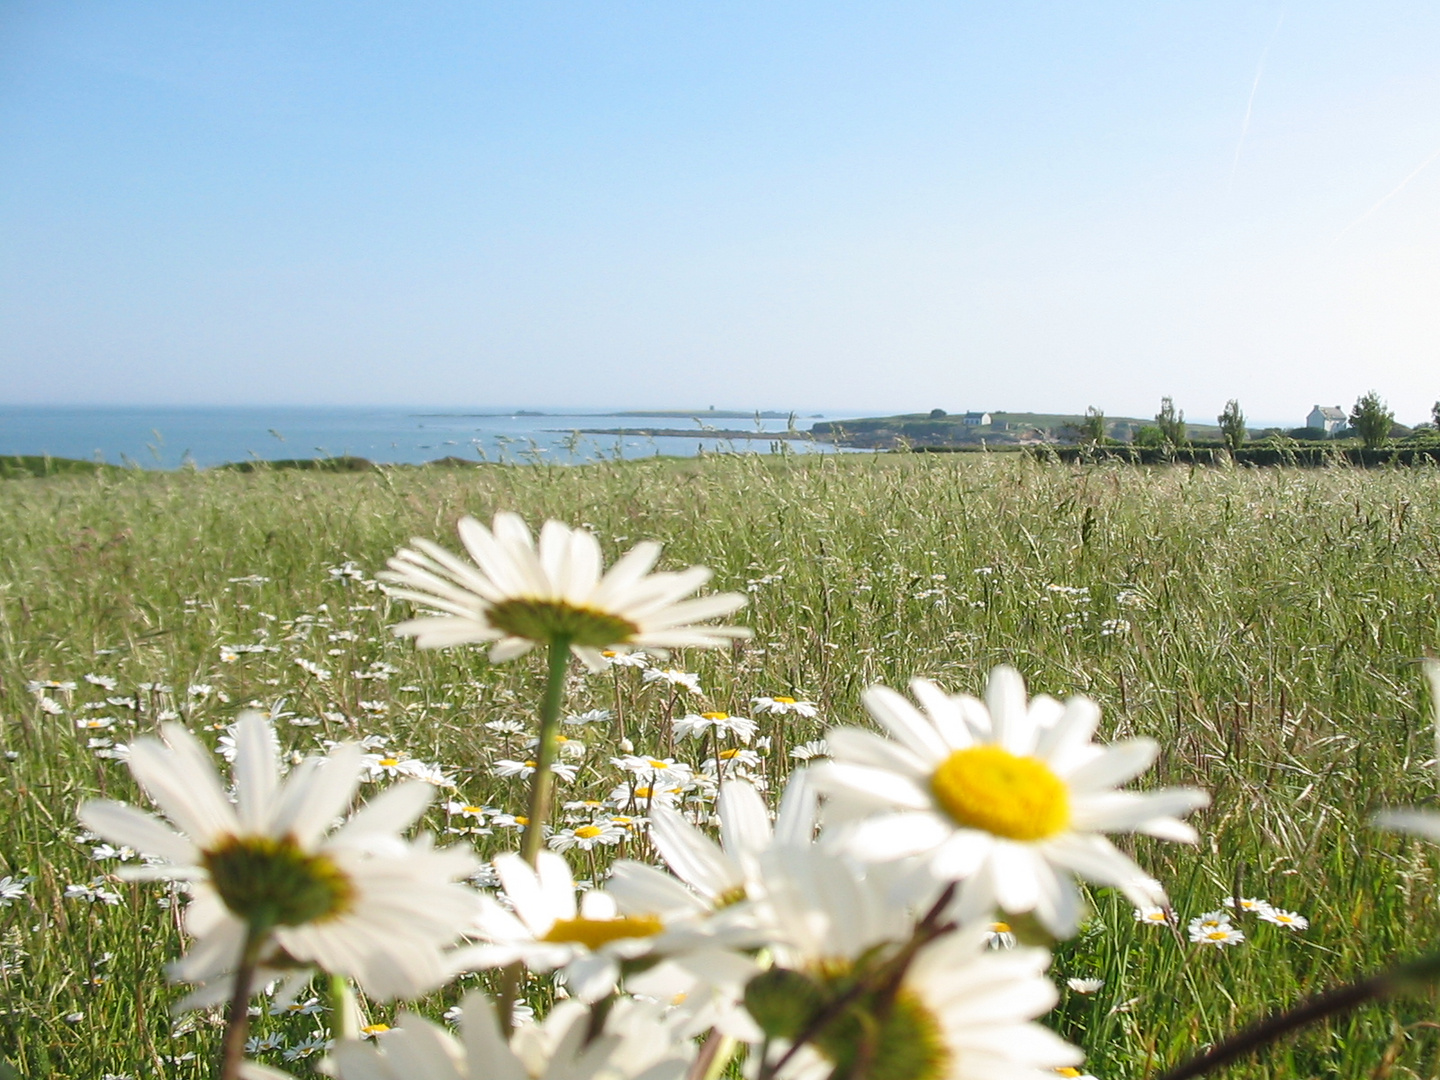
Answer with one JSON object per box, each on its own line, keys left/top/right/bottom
{"left": 1229, "top": 11, "right": 1286, "bottom": 193}
{"left": 1334, "top": 145, "right": 1440, "bottom": 241}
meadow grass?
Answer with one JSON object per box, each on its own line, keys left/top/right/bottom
{"left": 4, "top": 451, "right": 1440, "bottom": 1078}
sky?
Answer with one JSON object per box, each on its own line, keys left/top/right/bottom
{"left": 2, "top": 2, "right": 1438, "bottom": 426}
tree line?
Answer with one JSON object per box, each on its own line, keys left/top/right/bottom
{"left": 1075, "top": 394, "right": 1440, "bottom": 451}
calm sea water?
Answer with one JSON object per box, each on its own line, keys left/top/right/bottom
{"left": 0, "top": 406, "right": 861, "bottom": 469}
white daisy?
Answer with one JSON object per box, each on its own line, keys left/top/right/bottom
{"left": 645, "top": 774, "right": 818, "bottom": 909}
{"left": 813, "top": 666, "right": 1208, "bottom": 936}
{"left": 1221, "top": 896, "right": 1272, "bottom": 916}
{"left": 382, "top": 512, "right": 748, "bottom": 670}
{"left": 329, "top": 991, "right": 694, "bottom": 1080}
{"left": 643, "top": 668, "right": 704, "bottom": 694}
{"left": 548, "top": 823, "right": 625, "bottom": 852}
{"left": 1132, "top": 906, "right": 1174, "bottom": 927}
{"left": 78, "top": 712, "right": 481, "bottom": 1003}
{"left": 1189, "top": 924, "right": 1245, "bottom": 948}
{"left": 456, "top": 851, "right": 752, "bottom": 1002}
{"left": 673, "top": 711, "right": 757, "bottom": 743}
{"left": 752, "top": 695, "right": 818, "bottom": 718}
{"left": 746, "top": 846, "right": 1082, "bottom": 1080}
{"left": 1258, "top": 908, "right": 1308, "bottom": 931}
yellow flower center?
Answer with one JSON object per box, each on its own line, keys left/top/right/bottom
{"left": 461, "top": 805, "right": 484, "bottom": 814}
{"left": 719, "top": 748, "right": 743, "bottom": 759}
{"left": 542, "top": 914, "right": 664, "bottom": 949}
{"left": 701, "top": 711, "right": 728, "bottom": 720}
{"left": 1205, "top": 930, "right": 1230, "bottom": 940}
{"left": 646, "top": 758, "right": 669, "bottom": 768}
{"left": 1057, "top": 1069, "right": 1084, "bottom": 1078}
{"left": 929, "top": 745, "right": 1069, "bottom": 841}
{"left": 487, "top": 598, "right": 639, "bottom": 648}
{"left": 203, "top": 834, "right": 353, "bottom": 928}
{"left": 523, "top": 760, "right": 537, "bottom": 768}
{"left": 378, "top": 757, "right": 400, "bottom": 767}
{"left": 575, "top": 825, "right": 604, "bottom": 839}
{"left": 990, "top": 921, "right": 1011, "bottom": 933}
{"left": 513, "top": 816, "right": 529, "bottom": 825}
{"left": 774, "top": 696, "right": 796, "bottom": 704}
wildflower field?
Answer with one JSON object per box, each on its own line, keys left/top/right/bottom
{"left": 5, "top": 452, "right": 1440, "bottom": 1080}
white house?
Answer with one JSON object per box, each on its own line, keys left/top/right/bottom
{"left": 1306, "top": 405, "right": 1346, "bottom": 434}
{"left": 961, "top": 411, "right": 992, "bottom": 426}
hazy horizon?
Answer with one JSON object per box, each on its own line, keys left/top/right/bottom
{"left": 4, "top": 3, "right": 1438, "bottom": 423}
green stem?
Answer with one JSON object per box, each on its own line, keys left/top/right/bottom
{"left": 1153, "top": 950, "right": 1440, "bottom": 1080}
{"left": 520, "top": 635, "right": 572, "bottom": 868}
{"left": 218, "top": 922, "right": 269, "bottom": 1080}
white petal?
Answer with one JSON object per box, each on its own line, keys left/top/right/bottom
{"left": 79, "top": 800, "right": 199, "bottom": 865}
{"left": 233, "top": 712, "right": 279, "bottom": 834}
{"left": 848, "top": 812, "right": 952, "bottom": 861}
{"left": 861, "top": 685, "right": 951, "bottom": 761}
{"left": 718, "top": 780, "right": 773, "bottom": 862}
{"left": 1061, "top": 738, "right": 1159, "bottom": 790}
{"left": 648, "top": 804, "right": 739, "bottom": 899}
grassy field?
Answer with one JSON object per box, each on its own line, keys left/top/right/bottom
{"left": 4, "top": 452, "right": 1440, "bottom": 1079}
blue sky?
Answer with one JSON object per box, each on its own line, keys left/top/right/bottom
{"left": 2, "top": 2, "right": 1438, "bottom": 425}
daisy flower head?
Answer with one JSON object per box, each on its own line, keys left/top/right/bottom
{"left": 752, "top": 695, "right": 819, "bottom": 718}
{"left": 1189, "top": 923, "right": 1245, "bottom": 948}
{"left": 549, "top": 822, "right": 626, "bottom": 852}
{"left": 1222, "top": 896, "right": 1272, "bottom": 916}
{"left": 673, "top": 711, "right": 758, "bottom": 743}
{"left": 382, "top": 512, "right": 749, "bottom": 670}
{"left": 813, "top": 666, "right": 1209, "bottom": 937}
{"left": 78, "top": 712, "right": 481, "bottom": 1003}
{"left": 745, "top": 848, "right": 1082, "bottom": 1080}
{"left": 1258, "top": 908, "right": 1308, "bottom": 931}
{"left": 1133, "top": 906, "right": 1175, "bottom": 927}
{"left": 330, "top": 991, "right": 694, "bottom": 1080}
{"left": 457, "top": 851, "right": 752, "bottom": 1002}
{"left": 1188, "top": 911, "right": 1229, "bottom": 933}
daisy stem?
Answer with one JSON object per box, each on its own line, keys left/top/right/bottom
{"left": 1153, "top": 948, "right": 1440, "bottom": 1080}
{"left": 520, "top": 634, "right": 573, "bottom": 868}
{"left": 218, "top": 921, "right": 269, "bottom": 1080}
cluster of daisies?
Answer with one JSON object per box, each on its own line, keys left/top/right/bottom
{"left": 69, "top": 511, "right": 1427, "bottom": 1080}
{"left": 1133, "top": 897, "right": 1310, "bottom": 949}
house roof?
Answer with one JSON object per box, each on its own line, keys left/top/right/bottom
{"left": 1311, "top": 406, "right": 1346, "bottom": 420}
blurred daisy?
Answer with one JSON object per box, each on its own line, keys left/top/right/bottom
{"left": 1258, "top": 908, "right": 1308, "bottom": 931}
{"left": 814, "top": 666, "right": 1208, "bottom": 935}
{"left": 985, "top": 921, "right": 1017, "bottom": 949}
{"left": 457, "top": 852, "right": 750, "bottom": 1002}
{"left": 1067, "top": 978, "right": 1104, "bottom": 994}
{"left": 1190, "top": 924, "right": 1245, "bottom": 948}
{"left": 789, "top": 739, "right": 830, "bottom": 761}
{"left": 748, "top": 846, "right": 1082, "bottom": 1080}
{"left": 752, "top": 695, "right": 818, "bottom": 718}
{"left": 644, "top": 775, "right": 818, "bottom": 911}
{"left": 383, "top": 512, "right": 748, "bottom": 670}
{"left": 643, "top": 668, "right": 704, "bottom": 694}
{"left": 1188, "top": 911, "right": 1229, "bottom": 933}
{"left": 673, "top": 711, "right": 757, "bottom": 743}
{"left": 1222, "top": 896, "right": 1272, "bottom": 916}
{"left": 330, "top": 992, "right": 693, "bottom": 1080}
{"left": 79, "top": 712, "right": 481, "bottom": 1004}
{"left": 549, "top": 823, "right": 625, "bottom": 852}
{"left": 1133, "top": 906, "right": 1174, "bottom": 927}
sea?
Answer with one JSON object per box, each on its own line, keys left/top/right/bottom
{"left": 0, "top": 405, "right": 865, "bottom": 469}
